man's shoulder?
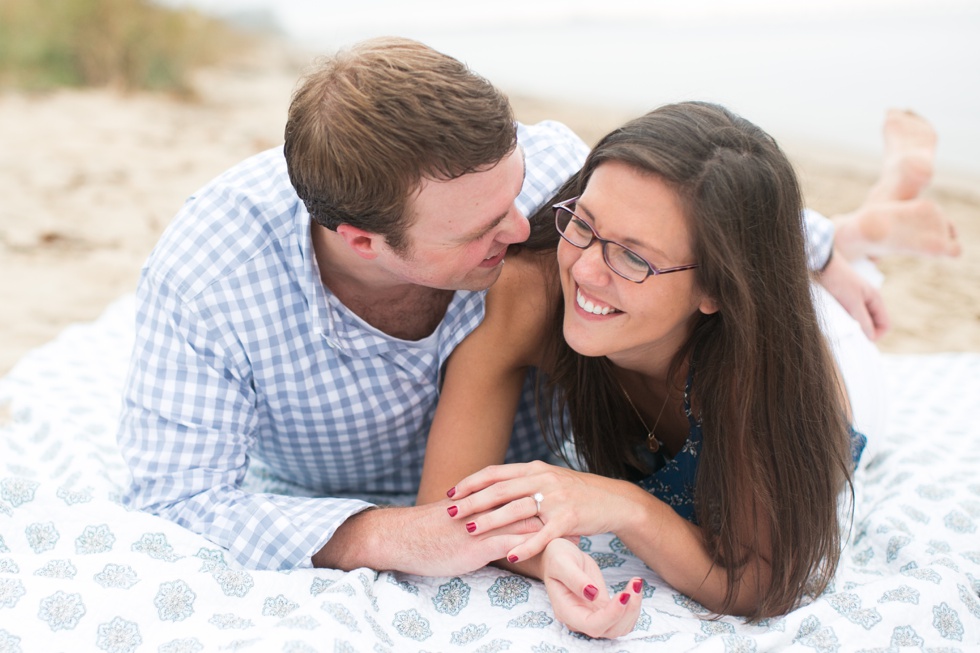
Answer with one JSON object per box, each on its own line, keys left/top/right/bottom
{"left": 145, "top": 147, "right": 306, "bottom": 300}
{"left": 515, "top": 121, "right": 589, "bottom": 219}
{"left": 517, "top": 120, "right": 587, "bottom": 151}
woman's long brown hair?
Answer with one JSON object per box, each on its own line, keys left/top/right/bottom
{"left": 526, "top": 102, "right": 854, "bottom": 620}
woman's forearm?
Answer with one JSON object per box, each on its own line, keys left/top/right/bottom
{"left": 614, "top": 483, "right": 770, "bottom": 616}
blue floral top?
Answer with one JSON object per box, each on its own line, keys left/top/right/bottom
{"left": 636, "top": 374, "right": 867, "bottom": 524}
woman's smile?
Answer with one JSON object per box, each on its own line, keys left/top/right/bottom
{"left": 575, "top": 286, "right": 623, "bottom": 316}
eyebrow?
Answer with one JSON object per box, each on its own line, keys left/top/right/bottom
{"left": 461, "top": 145, "right": 527, "bottom": 242}
{"left": 576, "top": 201, "right": 670, "bottom": 260}
{"left": 464, "top": 211, "right": 509, "bottom": 242}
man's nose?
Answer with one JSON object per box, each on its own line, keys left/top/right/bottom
{"left": 497, "top": 206, "right": 530, "bottom": 244}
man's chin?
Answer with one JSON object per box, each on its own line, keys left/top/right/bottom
{"left": 459, "top": 264, "right": 504, "bottom": 292}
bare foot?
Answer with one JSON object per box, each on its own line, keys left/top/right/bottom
{"left": 866, "top": 109, "right": 937, "bottom": 203}
{"left": 833, "top": 197, "right": 961, "bottom": 259}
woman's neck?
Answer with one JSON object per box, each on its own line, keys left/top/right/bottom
{"left": 613, "top": 355, "right": 692, "bottom": 457}
{"left": 608, "top": 347, "right": 680, "bottom": 389}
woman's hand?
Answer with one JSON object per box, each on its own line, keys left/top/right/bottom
{"left": 817, "top": 250, "right": 890, "bottom": 341}
{"left": 541, "top": 538, "right": 644, "bottom": 639}
{"left": 446, "top": 461, "right": 638, "bottom": 563}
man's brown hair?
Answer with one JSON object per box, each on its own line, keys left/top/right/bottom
{"left": 284, "top": 37, "right": 516, "bottom": 252}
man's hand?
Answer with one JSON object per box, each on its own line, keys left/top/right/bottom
{"left": 312, "top": 500, "right": 541, "bottom": 576}
{"left": 816, "top": 250, "right": 890, "bottom": 341}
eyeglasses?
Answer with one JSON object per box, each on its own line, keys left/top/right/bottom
{"left": 553, "top": 197, "right": 699, "bottom": 283}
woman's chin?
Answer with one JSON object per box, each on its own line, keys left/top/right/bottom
{"left": 562, "top": 324, "right": 612, "bottom": 359}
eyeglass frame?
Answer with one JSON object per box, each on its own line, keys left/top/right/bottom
{"left": 553, "top": 197, "right": 699, "bottom": 283}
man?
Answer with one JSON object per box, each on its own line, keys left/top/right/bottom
{"left": 118, "top": 37, "right": 589, "bottom": 573}
{"left": 117, "top": 36, "right": 884, "bottom": 574}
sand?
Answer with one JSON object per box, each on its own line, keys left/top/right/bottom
{"left": 1, "top": 40, "right": 977, "bottom": 376}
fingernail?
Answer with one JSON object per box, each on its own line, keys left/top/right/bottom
{"left": 447, "top": 505, "right": 458, "bottom": 517}
{"left": 619, "top": 592, "right": 630, "bottom": 605}
{"left": 446, "top": 486, "right": 456, "bottom": 498}
{"left": 507, "top": 555, "right": 519, "bottom": 563}
{"left": 583, "top": 585, "right": 598, "bottom": 601}
{"left": 465, "top": 522, "right": 477, "bottom": 533}
{"left": 632, "top": 580, "right": 643, "bottom": 593}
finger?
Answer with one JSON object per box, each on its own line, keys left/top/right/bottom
{"left": 546, "top": 574, "right": 611, "bottom": 632}
{"left": 505, "top": 525, "right": 568, "bottom": 564}
{"left": 599, "top": 588, "right": 644, "bottom": 638}
{"left": 851, "top": 298, "right": 876, "bottom": 342}
{"left": 628, "top": 577, "right": 645, "bottom": 597}
{"left": 864, "top": 289, "right": 891, "bottom": 340}
{"left": 548, "top": 585, "right": 604, "bottom": 635}
{"left": 473, "top": 514, "right": 543, "bottom": 538}
{"left": 451, "top": 477, "right": 541, "bottom": 520}
{"left": 448, "top": 462, "right": 533, "bottom": 500}
{"left": 591, "top": 575, "right": 648, "bottom": 637}
{"left": 561, "top": 591, "right": 637, "bottom": 639}
{"left": 473, "top": 529, "right": 546, "bottom": 565}
{"left": 576, "top": 578, "right": 645, "bottom": 639}
{"left": 847, "top": 301, "right": 874, "bottom": 342}
{"left": 463, "top": 495, "right": 539, "bottom": 535}
{"left": 542, "top": 540, "right": 606, "bottom": 602}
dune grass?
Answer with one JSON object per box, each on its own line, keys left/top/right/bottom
{"left": 0, "top": 0, "right": 253, "bottom": 94}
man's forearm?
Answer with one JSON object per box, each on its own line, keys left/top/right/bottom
{"left": 312, "top": 501, "right": 544, "bottom": 576}
{"left": 312, "top": 506, "right": 384, "bottom": 570}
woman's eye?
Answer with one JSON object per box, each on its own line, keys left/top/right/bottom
{"left": 570, "top": 218, "right": 592, "bottom": 236}
{"left": 620, "top": 249, "right": 650, "bottom": 273}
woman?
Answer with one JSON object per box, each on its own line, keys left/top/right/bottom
{"left": 416, "top": 101, "right": 875, "bottom": 637}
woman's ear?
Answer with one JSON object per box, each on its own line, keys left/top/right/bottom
{"left": 698, "top": 295, "right": 719, "bottom": 315}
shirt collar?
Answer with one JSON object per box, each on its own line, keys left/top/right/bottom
{"left": 294, "top": 207, "right": 486, "bottom": 363}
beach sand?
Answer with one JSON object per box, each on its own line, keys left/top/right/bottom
{"left": 1, "top": 41, "right": 977, "bottom": 376}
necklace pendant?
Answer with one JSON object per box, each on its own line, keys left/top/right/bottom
{"left": 647, "top": 431, "right": 662, "bottom": 453}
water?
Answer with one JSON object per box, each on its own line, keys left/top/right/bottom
{"left": 169, "top": 0, "right": 980, "bottom": 177}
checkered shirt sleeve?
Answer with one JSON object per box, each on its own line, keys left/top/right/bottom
{"left": 803, "top": 209, "right": 835, "bottom": 271}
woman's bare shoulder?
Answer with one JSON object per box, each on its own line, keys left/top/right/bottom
{"left": 480, "top": 250, "right": 557, "bottom": 367}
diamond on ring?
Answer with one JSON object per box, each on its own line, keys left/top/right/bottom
{"left": 532, "top": 492, "right": 544, "bottom": 515}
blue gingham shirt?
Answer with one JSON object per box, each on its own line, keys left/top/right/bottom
{"left": 803, "top": 208, "right": 834, "bottom": 271}
{"left": 117, "top": 121, "right": 591, "bottom": 570}
{"left": 117, "top": 119, "right": 834, "bottom": 572}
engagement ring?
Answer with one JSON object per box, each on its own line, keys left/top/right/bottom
{"left": 532, "top": 492, "right": 544, "bottom": 515}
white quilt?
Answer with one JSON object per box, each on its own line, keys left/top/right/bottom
{"left": 1, "top": 295, "right": 979, "bottom": 652}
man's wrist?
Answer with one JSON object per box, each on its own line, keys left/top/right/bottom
{"left": 312, "top": 506, "right": 383, "bottom": 570}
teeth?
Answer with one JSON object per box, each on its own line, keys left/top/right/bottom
{"left": 576, "top": 288, "right": 615, "bottom": 315}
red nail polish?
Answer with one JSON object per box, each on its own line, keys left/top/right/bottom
{"left": 447, "top": 505, "right": 458, "bottom": 517}
{"left": 583, "top": 585, "right": 598, "bottom": 601}
{"left": 507, "top": 555, "right": 519, "bottom": 563}
{"left": 632, "top": 580, "right": 643, "bottom": 593}
{"left": 465, "top": 522, "right": 476, "bottom": 533}
{"left": 446, "top": 486, "right": 456, "bottom": 498}
{"left": 619, "top": 592, "right": 630, "bottom": 605}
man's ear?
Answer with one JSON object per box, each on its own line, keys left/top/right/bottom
{"left": 336, "top": 224, "right": 380, "bottom": 260}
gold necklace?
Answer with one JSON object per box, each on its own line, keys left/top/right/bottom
{"left": 619, "top": 380, "right": 669, "bottom": 453}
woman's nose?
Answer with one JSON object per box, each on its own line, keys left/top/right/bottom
{"left": 570, "top": 240, "right": 612, "bottom": 285}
